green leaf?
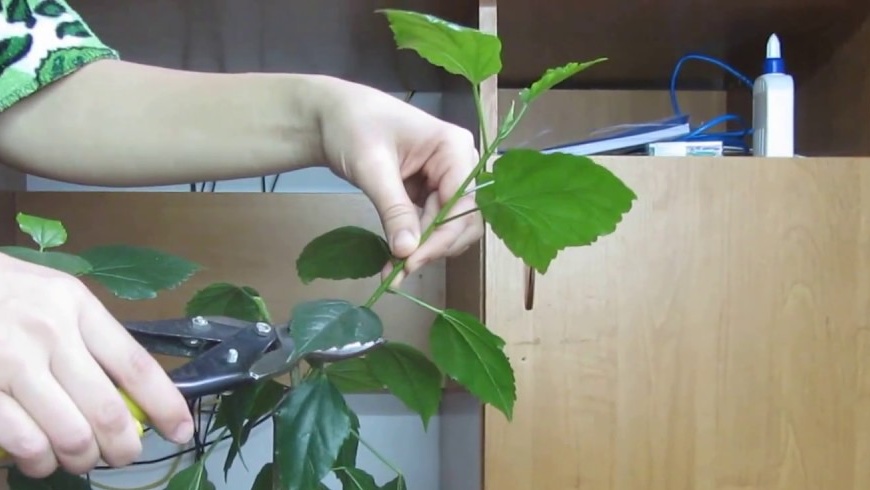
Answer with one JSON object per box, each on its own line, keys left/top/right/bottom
{"left": 7, "top": 467, "right": 91, "bottom": 490}
{"left": 15, "top": 212, "right": 67, "bottom": 250}
{"left": 325, "top": 358, "right": 385, "bottom": 393}
{"left": 476, "top": 149, "right": 636, "bottom": 273}
{"left": 430, "top": 309, "right": 515, "bottom": 420}
{"left": 210, "top": 380, "right": 286, "bottom": 479}
{"left": 290, "top": 299, "right": 384, "bottom": 360}
{"left": 211, "top": 379, "right": 285, "bottom": 434}
{"left": 334, "top": 409, "right": 361, "bottom": 488}
{"left": 381, "top": 476, "right": 407, "bottom": 490}
{"left": 296, "top": 226, "right": 391, "bottom": 284}
{"left": 335, "top": 467, "right": 379, "bottom": 490}
{"left": 166, "top": 460, "right": 215, "bottom": 490}
{"left": 366, "top": 342, "right": 443, "bottom": 428}
{"left": 186, "top": 282, "right": 270, "bottom": 323}
{"left": 0, "top": 246, "right": 92, "bottom": 276}
{"left": 378, "top": 9, "right": 501, "bottom": 84}
{"left": 250, "top": 463, "right": 274, "bottom": 490}
{"left": 78, "top": 245, "right": 201, "bottom": 300}
{"left": 274, "top": 372, "right": 352, "bottom": 490}
{"left": 519, "top": 59, "right": 607, "bottom": 104}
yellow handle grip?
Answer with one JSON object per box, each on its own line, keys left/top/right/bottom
{"left": 120, "top": 390, "right": 150, "bottom": 435}
{"left": 0, "top": 390, "right": 148, "bottom": 462}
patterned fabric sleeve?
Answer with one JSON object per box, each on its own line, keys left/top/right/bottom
{"left": 0, "top": 0, "right": 118, "bottom": 112}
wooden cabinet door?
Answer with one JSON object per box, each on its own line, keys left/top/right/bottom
{"left": 483, "top": 157, "right": 870, "bottom": 490}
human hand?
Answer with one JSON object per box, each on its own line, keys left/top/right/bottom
{"left": 314, "top": 78, "right": 484, "bottom": 284}
{"left": 0, "top": 253, "right": 193, "bottom": 477}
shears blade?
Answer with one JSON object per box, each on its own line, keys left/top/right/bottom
{"left": 248, "top": 321, "right": 385, "bottom": 381}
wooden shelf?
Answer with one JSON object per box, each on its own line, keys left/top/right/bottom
{"left": 489, "top": 1, "right": 870, "bottom": 157}
{"left": 496, "top": 0, "right": 869, "bottom": 89}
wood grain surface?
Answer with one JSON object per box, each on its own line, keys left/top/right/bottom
{"left": 483, "top": 156, "right": 870, "bottom": 489}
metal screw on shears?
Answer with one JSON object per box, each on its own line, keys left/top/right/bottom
{"left": 191, "top": 316, "right": 209, "bottom": 330}
{"left": 226, "top": 348, "right": 239, "bottom": 364}
{"left": 255, "top": 322, "right": 271, "bottom": 336}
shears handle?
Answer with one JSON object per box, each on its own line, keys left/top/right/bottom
{"left": 0, "top": 390, "right": 147, "bottom": 462}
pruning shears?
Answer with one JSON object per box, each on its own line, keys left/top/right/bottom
{"left": 0, "top": 315, "right": 384, "bottom": 461}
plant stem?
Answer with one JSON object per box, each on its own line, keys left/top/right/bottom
{"left": 473, "top": 84, "right": 489, "bottom": 150}
{"left": 351, "top": 428, "right": 404, "bottom": 478}
{"left": 435, "top": 207, "right": 480, "bottom": 226}
{"left": 388, "top": 288, "right": 443, "bottom": 314}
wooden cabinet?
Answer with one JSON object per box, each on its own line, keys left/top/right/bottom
{"left": 473, "top": 2, "right": 870, "bottom": 488}
{"left": 481, "top": 155, "right": 870, "bottom": 489}
{"left": 475, "top": 2, "right": 870, "bottom": 488}
{"left": 4, "top": 0, "right": 870, "bottom": 489}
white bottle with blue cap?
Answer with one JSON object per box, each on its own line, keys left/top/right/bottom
{"left": 752, "top": 34, "right": 794, "bottom": 157}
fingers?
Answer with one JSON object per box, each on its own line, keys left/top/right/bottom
{"left": 380, "top": 192, "right": 434, "bottom": 286}
{"left": 77, "top": 298, "right": 193, "bottom": 447}
{"left": 404, "top": 193, "right": 441, "bottom": 272}
{"left": 446, "top": 192, "right": 484, "bottom": 255}
{"left": 389, "top": 127, "right": 483, "bottom": 280}
{"left": 349, "top": 116, "right": 481, "bottom": 281}
{"left": 403, "top": 172, "right": 428, "bottom": 207}
{"left": 446, "top": 215, "right": 483, "bottom": 257}
{"left": 50, "top": 331, "right": 142, "bottom": 468}
{"left": 434, "top": 128, "right": 479, "bottom": 205}
{"left": 0, "top": 259, "right": 190, "bottom": 476}
{"left": 0, "top": 278, "right": 103, "bottom": 476}
{"left": 0, "top": 391, "right": 57, "bottom": 478}
{"left": 355, "top": 146, "right": 422, "bottom": 258}
{"left": 425, "top": 130, "right": 484, "bottom": 259}
{"left": 9, "top": 361, "right": 101, "bottom": 474}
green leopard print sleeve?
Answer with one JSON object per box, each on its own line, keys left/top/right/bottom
{"left": 0, "top": 0, "right": 118, "bottom": 112}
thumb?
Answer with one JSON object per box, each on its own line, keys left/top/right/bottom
{"left": 354, "top": 152, "right": 421, "bottom": 259}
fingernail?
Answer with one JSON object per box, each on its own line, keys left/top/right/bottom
{"left": 392, "top": 230, "right": 417, "bottom": 253}
{"left": 172, "top": 421, "right": 193, "bottom": 443}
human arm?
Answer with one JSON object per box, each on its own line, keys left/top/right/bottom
{"left": 0, "top": 0, "right": 483, "bottom": 266}
{"left": 0, "top": 60, "right": 330, "bottom": 187}
{"left": 0, "top": 59, "right": 483, "bottom": 271}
